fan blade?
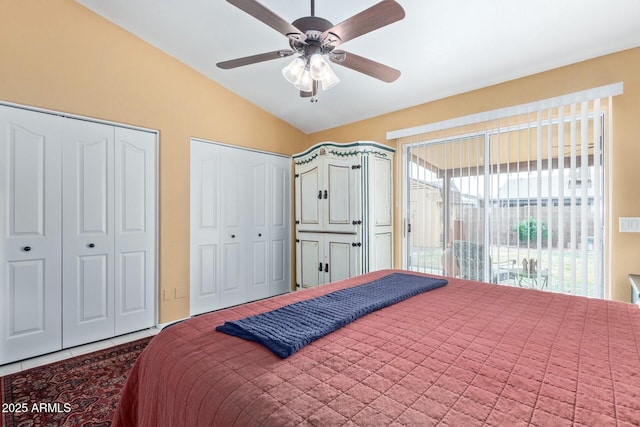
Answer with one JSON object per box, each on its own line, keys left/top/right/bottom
{"left": 329, "top": 50, "right": 400, "bottom": 83}
{"left": 217, "top": 50, "right": 294, "bottom": 69}
{"left": 322, "top": 0, "right": 405, "bottom": 46}
{"left": 227, "top": 0, "right": 306, "bottom": 41}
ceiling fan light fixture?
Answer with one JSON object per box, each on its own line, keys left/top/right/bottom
{"left": 294, "top": 69, "right": 313, "bottom": 92}
{"left": 309, "top": 53, "right": 340, "bottom": 91}
{"left": 282, "top": 56, "right": 306, "bottom": 85}
{"left": 320, "top": 66, "right": 340, "bottom": 91}
{"left": 309, "top": 54, "right": 331, "bottom": 80}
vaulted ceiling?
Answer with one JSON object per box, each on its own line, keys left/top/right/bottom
{"left": 75, "top": 0, "right": 640, "bottom": 134}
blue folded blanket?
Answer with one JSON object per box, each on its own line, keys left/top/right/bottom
{"left": 215, "top": 272, "right": 447, "bottom": 358}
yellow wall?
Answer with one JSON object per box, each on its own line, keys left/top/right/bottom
{"left": 309, "top": 47, "right": 640, "bottom": 302}
{"left": 0, "top": 0, "right": 307, "bottom": 323}
{"left": 2, "top": 1, "right": 638, "bottom": 326}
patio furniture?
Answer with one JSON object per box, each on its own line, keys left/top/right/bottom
{"left": 509, "top": 268, "right": 549, "bottom": 289}
{"left": 453, "top": 241, "right": 516, "bottom": 284}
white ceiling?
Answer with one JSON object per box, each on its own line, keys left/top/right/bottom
{"left": 75, "top": 0, "right": 640, "bottom": 134}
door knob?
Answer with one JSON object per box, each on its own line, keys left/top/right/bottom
{"left": 23, "top": 246, "right": 31, "bottom": 252}
{"left": 88, "top": 243, "right": 95, "bottom": 248}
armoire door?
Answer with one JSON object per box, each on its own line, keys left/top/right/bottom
{"left": 0, "top": 106, "right": 63, "bottom": 364}
{"left": 114, "top": 127, "right": 156, "bottom": 335}
{"left": 325, "top": 233, "right": 358, "bottom": 283}
{"left": 324, "top": 158, "right": 360, "bottom": 234}
{"left": 62, "top": 119, "right": 115, "bottom": 348}
{"left": 295, "top": 157, "right": 359, "bottom": 234}
{"left": 296, "top": 162, "right": 322, "bottom": 232}
{"left": 296, "top": 233, "right": 357, "bottom": 288}
{"left": 190, "top": 140, "right": 222, "bottom": 315}
{"left": 297, "top": 233, "right": 323, "bottom": 288}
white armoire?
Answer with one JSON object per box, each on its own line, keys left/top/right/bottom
{"left": 0, "top": 104, "right": 157, "bottom": 365}
{"left": 293, "top": 141, "right": 394, "bottom": 288}
{"left": 190, "top": 139, "right": 291, "bottom": 316}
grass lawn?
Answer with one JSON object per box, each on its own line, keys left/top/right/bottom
{"left": 409, "top": 245, "right": 600, "bottom": 297}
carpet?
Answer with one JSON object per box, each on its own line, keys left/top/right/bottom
{"left": 1, "top": 336, "right": 152, "bottom": 427}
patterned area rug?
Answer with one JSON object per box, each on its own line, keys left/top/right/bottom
{"left": 1, "top": 336, "right": 152, "bottom": 427}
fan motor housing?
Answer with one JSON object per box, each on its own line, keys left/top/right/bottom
{"left": 289, "top": 16, "right": 337, "bottom": 54}
{"left": 291, "top": 16, "right": 333, "bottom": 34}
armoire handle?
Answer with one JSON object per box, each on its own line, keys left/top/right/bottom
{"left": 258, "top": 233, "right": 262, "bottom": 237}
{"left": 23, "top": 246, "right": 31, "bottom": 252}
{"left": 88, "top": 243, "right": 95, "bottom": 248}
{"left": 318, "top": 190, "right": 322, "bottom": 199}
{"left": 318, "top": 262, "right": 323, "bottom": 272}
{"left": 231, "top": 234, "right": 236, "bottom": 238}
{"left": 324, "top": 263, "right": 329, "bottom": 273}
{"left": 323, "top": 190, "right": 328, "bottom": 199}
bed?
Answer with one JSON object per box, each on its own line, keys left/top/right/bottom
{"left": 113, "top": 270, "right": 640, "bottom": 426}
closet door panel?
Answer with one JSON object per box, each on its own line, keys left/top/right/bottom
{"left": 220, "top": 147, "right": 246, "bottom": 307}
{"left": 114, "top": 128, "right": 156, "bottom": 334}
{"left": 248, "top": 153, "right": 269, "bottom": 301}
{"left": 221, "top": 241, "right": 244, "bottom": 306}
{"left": 190, "top": 141, "right": 221, "bottom": 315}
{"left": 270, "top": 157, "right": 291, "bottom": 296}
{"left": 0, "top": 106, "right": 62, "bottom": 364}
{"left": 62, "top": 120, "right": 115, "bottom": 348}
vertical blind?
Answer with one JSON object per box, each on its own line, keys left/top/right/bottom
{"left": 391, "top": 83, "right": 622, "bottom": 298}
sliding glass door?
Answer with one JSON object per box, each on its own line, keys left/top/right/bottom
{"left": 405, "top": 101, "right": 605, "bottom": 298}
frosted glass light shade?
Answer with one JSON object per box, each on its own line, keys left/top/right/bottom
{"left": 282, "top": 57, "right": 305, "bottom": 85}
{"left": 309, "top": 54, "right": 340, "bottom": 91}
{"left": 294, "top": 70, "right": 313, "bottom": 92}
{"left": 309, "top": 54, "right": 331, "bottom": 80}
{"left": 320, "top": 67, "right": 340, "bottom": 90}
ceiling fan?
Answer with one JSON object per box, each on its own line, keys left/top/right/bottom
{"left": 217, "top": 0, "right": 405, "bottom": 101}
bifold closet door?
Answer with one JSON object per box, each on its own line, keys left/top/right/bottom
{"left": 62, "top": 120, "right": 115, "bottom": 348}
{"left": 190, "top": 141, "right": 222, "bottom": 315}
{"left": 219, "top": 145, "right": 248, "bottom": 307}
{"left": 0, "top": 106, "right": 63, "bottom": 364}
{"left": 190, "top": 140, "right": 291, "bottom": 315}
{"left": 269, "top": 156, "right": 291, "bottom": 296}
{"left": 113, "top": 127, "right": 156, "bottom": 335}
{"left": 247, "top": 150, "right": 270, "bottom": 302}
{"left": 246, "top": 151, "right": 291, "bottom": 300}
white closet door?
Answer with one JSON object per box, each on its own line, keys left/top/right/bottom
{"left": 220, "top": 146, "right": 247, "bottom": 307}
{"left": 270, "top": 156, "right": 291, "bottom": 296}
{"left": 62, "top": 120, "right": 115, "bottom": 348}
{"left": 190, "top": 141, "right": 222, "bottom": 315}
{"left": 247, "top": 151, "right": 270, "bottom": 302}
{"left": 0, "top": 107, "right": 62, "bottom": 364}
{"left": 114, "top": 127, "right": 156, "bottom": 334}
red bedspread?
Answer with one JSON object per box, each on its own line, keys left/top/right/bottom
{"left": 113, "top": 270, "right": 640, "bottom": 426}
